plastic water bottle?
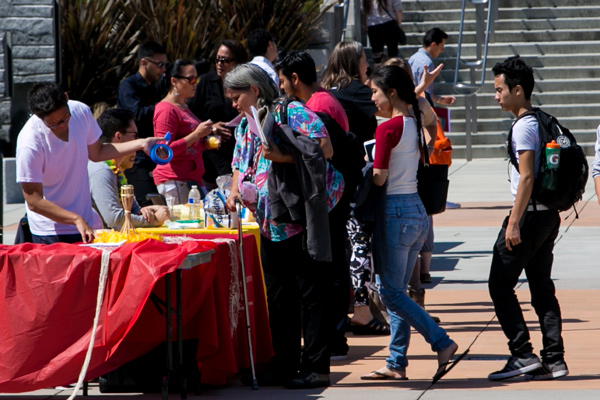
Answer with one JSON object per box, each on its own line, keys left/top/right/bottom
{"left": 543, "top": 140, "right": 560, "bottom": 190}
{"left": 188, "top": 185, "right": 201, "bottom": 220}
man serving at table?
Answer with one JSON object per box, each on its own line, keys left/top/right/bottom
{"left": 16, "top": 82, "right": 161, "bottom": 244}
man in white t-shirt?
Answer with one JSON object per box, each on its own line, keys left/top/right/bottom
{"left": 487, "top": 56, "right": 568, "bottom": 382}
{"left": 16, "top": 82, "right": 160, "bottom": 244}
{"left": 247, "top": 29, "right": 279, "bottom": 87}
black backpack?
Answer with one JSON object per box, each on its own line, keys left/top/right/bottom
{"left": 314, "top": 111, "right": 365, "bottom": 193}
{"left": 278, "top": 97, "right": 365, "bottom": 187}
{"left": 507, "top": 108, "right": 588, "bottom": 212}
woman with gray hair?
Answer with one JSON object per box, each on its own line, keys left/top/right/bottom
{"left": 224, "top": 64, "right": 344, "bottom": 389}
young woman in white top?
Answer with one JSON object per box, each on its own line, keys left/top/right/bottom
{"left": 361, "top": 65, "right": 462, "bottom": 382}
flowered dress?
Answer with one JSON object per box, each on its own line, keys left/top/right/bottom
{"left": 231, "top": 100, "right": 344, "bottom": 241}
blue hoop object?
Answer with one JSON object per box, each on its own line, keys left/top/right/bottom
{"left": 150, "top": 131, "right": 173, "bottom": 165}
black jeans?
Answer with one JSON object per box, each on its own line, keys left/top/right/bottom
{"left": 488, "top": 210, "right": 565, "bottom": 363}
{"left": 328, "top": 198, "right": 351, "bottom": 355}
{"left": 261, "top": 233, "right": 334, "bottom": 376}
{"left": 367, "top": 20, "right": 400, "bottom": 59}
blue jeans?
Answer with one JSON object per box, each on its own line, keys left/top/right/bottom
{"left": 375, "top": 193, "right": 453, "bottom": 371}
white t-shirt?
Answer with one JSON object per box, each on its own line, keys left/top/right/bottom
{"left": 509, "top": 115, "right": 541, "bottom": 200}
{"left": 373, "top": 115, "right": 419, "bottom": 195}
{"left": 363, "top": 0, "right": 403, "bottom": 27}
{"left": 249, "top": 56, "right": 279, "bottom": 87}
{"left": 16, "top": 100, "right": 103, "bottom": 236}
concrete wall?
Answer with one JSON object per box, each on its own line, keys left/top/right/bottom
{"left": 0, "top": 0, "right": 56, "bottom": 150}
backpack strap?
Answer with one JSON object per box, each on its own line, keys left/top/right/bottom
{"left": 506, "top": 109, "right": 538, "bottom": 170}
{"left": 276, "top": 96, "right": 297, "bottom": 126}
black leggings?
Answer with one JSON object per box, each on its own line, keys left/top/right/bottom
{"left": 367, "top": 20, "right": 400, "bottom": 58}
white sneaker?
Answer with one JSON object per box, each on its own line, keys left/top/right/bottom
{"left": 446, "top": 201, "right": 461, "bottom": 209}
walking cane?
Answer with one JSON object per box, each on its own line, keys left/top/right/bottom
{"left": 236, "top": 200, "right": 259, "bottom": 390}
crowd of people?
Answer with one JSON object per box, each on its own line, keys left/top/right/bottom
{"left": 14, "top": 21, "right": 572, "bottom": 390}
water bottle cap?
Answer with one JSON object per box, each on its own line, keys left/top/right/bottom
{"left": 191, "top": 185, "right": 198, "bottom": 189}
{"left": 547, "top": 140, "right": 560, "bottom": 149}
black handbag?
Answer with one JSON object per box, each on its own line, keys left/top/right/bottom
{"left": 417, "top": 130, "right": 449, "bottom": 215}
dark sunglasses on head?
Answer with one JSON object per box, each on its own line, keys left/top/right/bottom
{"left": 215, "top": 57, "right": 235, "bottom": 65}
{"left": 174, "top": 75, "right": 200, "bottom": 85}
{"left": 144, "top": 58, "right": 167, "bottom": 68}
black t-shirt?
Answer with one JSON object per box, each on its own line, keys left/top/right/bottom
{"left": 117, "top": 72, "right": 163, "bottom": 169}
{"left": 330, "top": 80, "right": 378, "bottom": 144}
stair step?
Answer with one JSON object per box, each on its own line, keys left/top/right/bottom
{"left": 451, "top": 141, "right": 597, "bottom": 159}
{"left": 404, "top": 8, "right": 600, "bottom": 22}
{"left": 449, "top": 105, "right": 600, "bottom": 120}
{"left": 396, "top": 0, "right": 600, "bottom": 158}
{"left": 402, "top": 0, "right": 600, "bottom": 11}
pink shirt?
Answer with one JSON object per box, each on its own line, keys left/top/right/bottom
{"left": 306, "top": 88, "right": 350, "bottom": 132}
{"left": 153, "top": 101, "right": 205, "bottom": 185}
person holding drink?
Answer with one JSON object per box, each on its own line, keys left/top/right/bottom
{"left": 153, "top": 59, "right": 216, "bottom": 204}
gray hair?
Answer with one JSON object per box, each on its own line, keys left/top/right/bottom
{"left": 223, "top": 64, "right": 279, "bottom": 108}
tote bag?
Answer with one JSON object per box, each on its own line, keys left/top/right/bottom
{"left": 417, "top": 129, "right": 449, "bottom": 215}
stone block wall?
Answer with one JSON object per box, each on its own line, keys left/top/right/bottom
{"left": 0, "top": 0, "right": 56, "bottom": 149}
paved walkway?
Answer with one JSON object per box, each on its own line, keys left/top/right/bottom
{"left": 2, "top": 158, "right": 599, "bottom": 399}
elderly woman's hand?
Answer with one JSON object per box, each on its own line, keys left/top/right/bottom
{"left": 262, "top": 140, "right": 293, "bottom": 163}
{"left": 225, "top": 191, "right": 243, "bottom": 213}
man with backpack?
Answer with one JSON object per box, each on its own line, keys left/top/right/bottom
{"left": 275, "top": 50, "right": 360, "bottom": 361}
{"left": 487, "top": 56, "right": 568, "bottom": 381}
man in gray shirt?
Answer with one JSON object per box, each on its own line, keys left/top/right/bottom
{"left": 88, "top": 109, "right": 169, "bottom": 230}
{"left": 408, "top": 27, "right": 455, "bottom": 106}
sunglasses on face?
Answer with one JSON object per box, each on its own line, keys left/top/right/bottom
{"left": 215, "top": 57, "right": 235, "bottom": 65}
{"left": 144, "top": 58, "right": 167, "bottom": 68}
{"left": 174, "top": 75, "right": 200, "bottom": 85}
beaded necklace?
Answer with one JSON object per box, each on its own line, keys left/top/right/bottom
{"left": 105, "top": 160, "right": 128, "bottom": 186}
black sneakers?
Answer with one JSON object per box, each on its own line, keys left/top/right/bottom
{"left": 284, "top": 371, "right": 330, "bottom": 389}
{"left": 525, "top": 360, "right": 569, "bottom": 380}
{"left": 488, "top": 354, "right": 542, "bottom": 381}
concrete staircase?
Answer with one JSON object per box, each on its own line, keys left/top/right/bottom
{"left": 394, "top": 0, "right": 600, "bottom": 158}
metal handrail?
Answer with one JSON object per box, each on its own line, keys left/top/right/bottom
{"left": 340, "top": 0, "right": 350, "bottom": 42}
{"left": 453, "top": 0, "right": 495, "bottom": 94}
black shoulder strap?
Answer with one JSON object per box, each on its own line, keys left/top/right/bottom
{"left": 506, "top": 108, "right": 540, "bottom": 169}
{"left": 276, "top": 96, "right": 298, "bottom": 127}
{"left": 379, "top": 2, "right": 396, "bottom": 21}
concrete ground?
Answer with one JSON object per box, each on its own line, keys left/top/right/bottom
{"left": 2, "top": 158, "right": 599, "bottom": 399}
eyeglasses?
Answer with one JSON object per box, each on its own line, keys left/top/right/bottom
{"left": 144, "top": 58, "right": 167, "bottom": 68}
{"left": 123, "top": 131, "right": 138, "bottom": 138}
{"left": 215, "top": 57, "right": 235, "bottom": 65}
{"left": 45, "top": 108, "right": 71, "bottom": 130}
{"left": 174, "top": 75, "right": 200, "bottom": 85}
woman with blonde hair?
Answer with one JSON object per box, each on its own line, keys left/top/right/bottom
{"left": 322, "top": 41, "right": 390, "bottom": 339}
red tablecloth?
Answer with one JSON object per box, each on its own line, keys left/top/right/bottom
{"left": 0, "top": 234, "right": 272, "bottom": 392}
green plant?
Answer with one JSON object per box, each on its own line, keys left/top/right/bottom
{"left": 217, "top": 0, "right": 334, "bottom": 51}
{"left": 59, "top": 0, "right": 335, "bottom": 107}
{"left": 125, "top": 0, "right": 229, "bottom": 62}
{"left": 59, "top": 0, "right": 142, "bottom": 105}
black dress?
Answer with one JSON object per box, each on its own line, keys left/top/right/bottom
{"left": 188, "top": 71, "right": 240, "bottom": 185}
